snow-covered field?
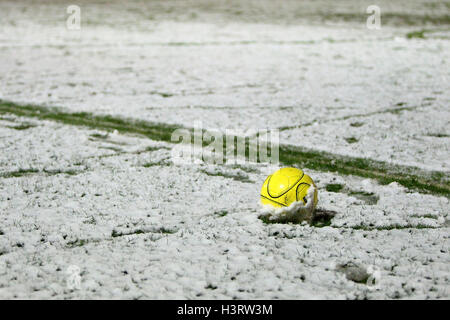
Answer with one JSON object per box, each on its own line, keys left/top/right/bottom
{"left": 0, "top": 0, "right": 449, "bottom": 299}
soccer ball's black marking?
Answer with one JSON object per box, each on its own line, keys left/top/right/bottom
{"left": 266, "top": 172, "right": 304, "bottom": 199}
{"left": 295, "top": 182, "right": 311, "bottom": 202}
{"left": 260, "top": 194, "right": 288, "bottom": 207}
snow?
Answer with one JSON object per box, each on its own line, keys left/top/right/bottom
{"left": 0, "top": 117, "right": 448, "bottom": 299}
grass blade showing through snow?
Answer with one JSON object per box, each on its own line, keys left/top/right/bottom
{"left": 0, "top": 100, "right": 181, "bottom": 142}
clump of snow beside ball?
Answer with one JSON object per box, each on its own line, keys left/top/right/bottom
{"left": 259, "top": 184, "right": 318, "bottom": 224}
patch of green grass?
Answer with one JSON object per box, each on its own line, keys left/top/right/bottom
{"left": 157, "top": 227, "right": 177, "bottom": 234}
{"left": 42, "top": 169, "right": 79, "bottom": 176}
{"left": 1, "top": 168, "right": 39, "bottom": 178}
{"left": 345, "top": 137, "right": 359, "bottom": 144}
{"left": 67, "top": 239, "right": 87, "bottom": 248}
{"left": 6, "top": 123, "right": 37, "bottom": 130}
{"left": 90, "top": 133, "right": 109, "bottom": 139}
{"left": 214, "top": 210, "right": 229, "bottom": 217}
{"left": 149, "top": 91, "right": 174, "bottom": 98}
{"left": 279, "top": 144, "right": 449, "bottom": 197}
{"left": 259, "top": 215, "right": 276, "bottom": 224}
{"left": 427, "top": 133, "right": 449, "bottom": 138}
{"left": 142, "top": 160, "right": 170, "bottom": 167}
{"left": 431, "top": 172, "right": 446, "bottom": 182}
{"left": 406, "top": 30, "right": 427, "bottom": 39}
{"left": 406, "top": 28, "right": 450, "bottom": 40}
{"left": 1, "top": 168, "right": 81, "bottom": 179}
{"left": 143, "top": 162, "right": 160, "bottom": 167}
{"left": 1, "top": 100, "right": 448, "bottom": 197}
{"left": 326, "top": 183, "right": 344, "bottom": 193}
{"left": 0, "top": 100, "right": 181, "bottom": 143}
{"left": 83, "top": 216, "right": 97, "bottom": 224}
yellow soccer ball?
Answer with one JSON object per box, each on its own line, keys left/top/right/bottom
{"left": 260, "top": 167, "right": 318, "bottom": 209}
